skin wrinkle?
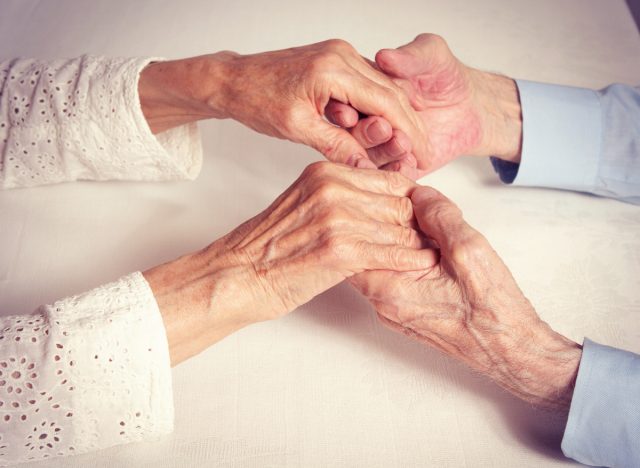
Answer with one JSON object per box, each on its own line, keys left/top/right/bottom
{"left": 145, "top": 161, "right": 440, "bottom": 365}
{"left": 320, "top": 34, "right": 581, "bottom": 413}
{"left": 327, "top": 35, "right": 524, "bottom": 179}
{"left": 352, "top": 186, "right": 581, "bottom": 412}
{"left": 137, "top": 32, "right": 578, "bottom": 415}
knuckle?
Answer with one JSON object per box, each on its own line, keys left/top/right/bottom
{"left": 307, "top": 42, "right": 350, "bottom": 76}
{"left": 312, "top": 178, "right": 345, "bottom": 203}
{"left": 318, "top": 205, "right": 347, "bottom": 230}
{"left": 306, "top": 52, "right": 334, "bottom": 75}
{"left": 450, "top": 232, "right": 487, "bottom": 265}
{"left": 426, "top": 199, "right": 462, "bottom": 224}
{"left": 397, "top": 196, "right": 413, "bottom": 220}
{"left": 216, "top": 50, "right": 241, "bottom": 62}
{"left": 417, "top": 33, "right": 446, "bottom": 47}
{"left": 303, "top": 161, "right": 334, "bottom": 180}
{"left": 319, "top": 230, "right": 349, "bottom": 261}
{"left": 383, "top": 171, "right": 413, "bottom": 196}
{"left": 385, "top": 248, "right": 405, "bottom": 270}
{"left": 398, "top": 226, "right": 416, "bottom": 247}
{"left": 324, "top": 38, "right": 354, "bottom": 54}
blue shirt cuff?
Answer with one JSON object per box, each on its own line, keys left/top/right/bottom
{"left": 490, "top": 157, "right": 519, "bottom": 183}
{"left": 562, "top": 338, "right": 640, "bottom": 467}
{"left": 492, "top": 80, "right": 603, "bottom": 192}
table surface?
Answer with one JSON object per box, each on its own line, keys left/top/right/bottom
{"left": 1, "top": 1, "right": 639, "bottom": 467}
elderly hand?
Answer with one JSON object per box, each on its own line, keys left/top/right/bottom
{"left": 326, "top": 33, "right": 523, "bottom": 179}
{"left": 138, "top": 40, "right": 428, "bottom": 168}
{"left": 350, "top": 186, "right": 582, "bottom": 411}
{"left": 144, "top": 162, "right": 437, "bottom": 365}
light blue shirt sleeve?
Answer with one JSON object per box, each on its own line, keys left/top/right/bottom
{"left": 492, "top": 81, "right": 640, "bottom": 467}
{"left": 562, "top": 339, "right": 640, "bottom": 467}
{"left": 491, "top": 81, "right": 640, "bottom": 204}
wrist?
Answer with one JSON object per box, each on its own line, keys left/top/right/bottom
{"left": 138, "top": 54, "right": 231, "bottom": 134}
{"left": 470, "top": 70, "right": 523, "bottom": 163}
{"left": 143, "top": 246, "right": 259, "bottom": 365}
{"left": 493, "top": 321, "right": 582, "bottom": 411}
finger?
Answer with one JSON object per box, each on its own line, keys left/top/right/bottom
{"left": 359, "top": 243, "right": 438, "bottom": 271}
{"left": 330, "top": 71, "right": 429, "bottom": 167}
{"left": 381, "top": 159, "right": 428, "bottom": 182}
{"left": 332, "top": 163, "right": 417, "bottom": 197}
{"left": 348, "top": 192, "right": 415, "bottom": 227}
{"left": 367, "top": 129, "right": 414, "bottom": 167}
{"left": 304, "top": 114, "right": 377, "bottom": 168}
{"left": 363, "top": 222, "right": 426, "bottom": 249}
{"left": 346, "top": 57, "right": 426, "bottom": 139}
{"left": 325, "top": 99, "right": 359, "bottom": 128}
{"left": 336, "top": 113, "right": 412, "bottom": 167}
{"left": 346, "top": 52, "right": 427, "bottom": 141}
{"left": 349, "top": 116, "right": 393, "bottom": 149}
{"left": 375, "top": 33, "right": 446, "bottom": 79}
{"left": 411, "top": 186, "right": 481, "bottom": 252}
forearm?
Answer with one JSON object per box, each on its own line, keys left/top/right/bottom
{"left": 138, "top": 54, "right": 231, "bottom": 134}
{"left": 491, "top": 324, "right": 582, "bottom": 411}
{"left": 465, "top": 318, "right": 582, "bottom": 411}
{"left": 142, "top": 245, "right": 257, "bottom": 366}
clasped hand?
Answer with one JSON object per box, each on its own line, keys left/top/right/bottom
{"left": 144, "top": 162, "right": 436, "bottom": 364}
{"left": 143, "top": 34, "right": 581, "bottom": 411}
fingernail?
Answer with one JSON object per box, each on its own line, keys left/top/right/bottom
{"left": 356, "top": 158, "right": 377, "bottom": 169}
{"left": 385, "top": 161, "right": 401, "bottom": 172}
{"left": 366, "top": 120, "right": 390, "bottom": 142}
{"left": 345, "top": 154, "right": 359, "bottom": 167}
{"left": 411, "top": 186, "right": 439, "bottom": 204}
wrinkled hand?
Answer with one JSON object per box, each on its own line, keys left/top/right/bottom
{"left": 350, "top": 186, "right": 581, "bottom": 411}
{"left": 144, "top": 162, "right": 437, "bottom": 364}
{"left": 140, "top": 40, "right": 428, "bottom": 168}
{"left": 326, "top": 34, "right": 523, "bottom": 179}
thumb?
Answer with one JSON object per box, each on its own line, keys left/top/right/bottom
{"left": 410, "top": 186, "right": 469, "bottom": 252}
{"left": 375, "top": 33, "right": 446, "bottom": 79}
{"left": 305, "top": 116, "right": 377, "bottom": 168}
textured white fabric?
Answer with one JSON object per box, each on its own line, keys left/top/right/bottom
{"left": 1, "top": 1, "right": 639, "bottom": 467}
{"left": 0, "top": 56, "right": 204, "bottom": 465}
{"left": 0, "top": 56, "right": 202, "bottom": 188}
{"left": 0, "top": 273, "right": 174, "bottom": 466}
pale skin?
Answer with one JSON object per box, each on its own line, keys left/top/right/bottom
{"left": 135, "top": 39, "right": 442, "bottom": 365}
{"left": 351, "top": 186, "right": 582, "bottom": 411}
{"left": 136, "top": 35, "right": 582, "bottom": 413}
{"left": 137, "top": 39, "right": 430, "bottom": 169}
{"left": 326, "top": 33, "right": 523, "bottom": 179}
{"left": 143, "top": 162, "right": 437, "bottom": 365}
{"left": 333, "top": 33, "right": 582, "bottom": 412}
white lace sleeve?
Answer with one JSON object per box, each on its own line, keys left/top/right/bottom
{"left": 0, "top": 272, "right": 174, "bottom": 465}
{"left": 0, "top": 55, "right": 202, "bottom": 188}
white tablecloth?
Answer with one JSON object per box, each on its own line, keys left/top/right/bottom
{"left": 1, "top": 1, "right": 639, "bottom": 466}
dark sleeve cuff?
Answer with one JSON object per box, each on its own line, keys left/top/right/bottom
{"left": 490, "top": 156, "right": 520, "bottom": 184}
